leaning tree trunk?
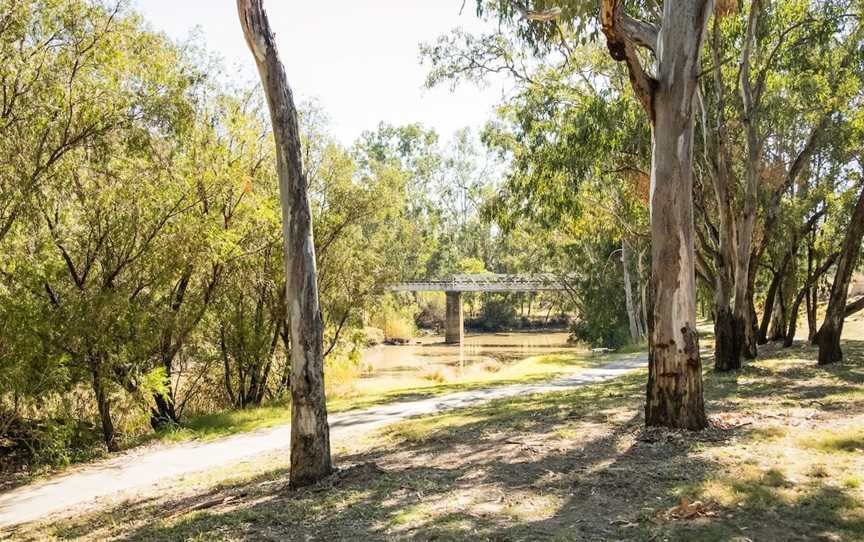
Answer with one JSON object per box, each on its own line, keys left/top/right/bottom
{"left": 758, "top": 269, "right": 782, "bottom": 344}
{"left": 758, "top": 248, "right": 793, "bottom": 344}
{"left": 238, "top": 0, "right": 332, "bottom": 486}
{"left": 817, "top": 183, "right": 864, "bottom": 364}
{"left": 807, "top": 285, "right": 819, "bottom": 341}
{"left": 784, "top": 252, "right": 839, "bottom": 347}
{"left": 806, "top": 240, "right": 819, "bottom": 342}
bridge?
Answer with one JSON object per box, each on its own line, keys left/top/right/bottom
{"left": 389, "top": 274, "right": 567, "bottom": 345}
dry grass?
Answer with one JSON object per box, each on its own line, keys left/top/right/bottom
{"left": 6, "top": 341, "right": 864, "bottom": 541}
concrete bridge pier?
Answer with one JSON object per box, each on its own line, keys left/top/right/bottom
{"left": 445, "top": 291, "right": 464, "bottom": 345}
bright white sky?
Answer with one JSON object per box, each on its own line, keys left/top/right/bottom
{"left": 134, "top": 1, "right": 509, "bottom": 146}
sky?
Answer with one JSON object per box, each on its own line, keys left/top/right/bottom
{"left": 134, "top": 0, "right": 509, "bottom": 146}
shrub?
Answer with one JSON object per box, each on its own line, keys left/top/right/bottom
{"left": 415, "top": 292, "right": 446, "bottom": 329}
{"left": 369, "top": 299, "right": 417, "bottom": 340}
{"left": 324, "top": 349, "right": 363, "bottom": 399}
{"left": 474, "top": 293, "right": 518, "bottom": 331}
{"left": 0, "top": 417, "right": 103, "bottom": 473}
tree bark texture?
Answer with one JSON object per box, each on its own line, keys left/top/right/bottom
{"left": 237, "top": 0, "right": 332, "bottom": 486}
{"left": 646, "top": 82, "right": 708, "bottom": 429}
{"left": 602, "top": 0, "right": 711, "bottom": 429}
{"left": 817, "top": 184, "right": 864, "bottom": 364}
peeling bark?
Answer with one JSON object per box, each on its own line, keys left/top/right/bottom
{"left": 238, "top": 0, "right": 332, "bottom": 486}
{"left": 645, "top": 84, "right": 708, "bottom": 429}
{"left": 601, "top": 0, "right": 710, "bottom": 429}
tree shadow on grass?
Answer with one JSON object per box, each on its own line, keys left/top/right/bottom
{"left": 12, "top": 343, "right": 864, "bottom": 541}
{"left": 705, "top": 342, "right": 864, "bottom": 412}
{"left": 658, "top": 472, "right": 864, "bottom": 541}
{"left": 24, "top": 375, "right": 713, "bottom": 541}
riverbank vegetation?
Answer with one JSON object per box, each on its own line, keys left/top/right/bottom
{"left": 0, "top": 0, "right": 635, "bottom": 476}
{"left": 4, "top": 0, "right": 864, "bottom": 534}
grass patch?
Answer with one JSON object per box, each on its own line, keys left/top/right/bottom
{"left": 151, "top": 403, "right": 293, "bottom": 444}
{"left": 10, "top": 342, "right": 864, "bottom": 542}
{"left": 131, "top": 350, "right": 616, "bottom": 448}
{"left": 801, "top": 427, "right": 864, "bottom": 453}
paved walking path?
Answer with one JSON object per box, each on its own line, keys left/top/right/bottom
{"left": 0, "top": 354, "right": 647, "bottom": 528}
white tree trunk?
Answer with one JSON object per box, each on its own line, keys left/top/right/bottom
{"left": 237, "top": 0, "right": 332, "bottom": 486}
{"left": 622, "top": 239, "right": 641, "bottom": 341}
{"left": 601, "top": 0, "right": 710, "bottom": 428}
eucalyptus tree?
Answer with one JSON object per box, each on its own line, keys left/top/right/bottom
{"left": 447, "top": 0, "right": 710, "bottom": 427}
{"left": 695, "top": 0, "right": 851, "bottom": 367}
{"left": 237, "top": 0, "right": 332, "bottom": 486}
{"left": 595, "top": 0, "right": 714, "bottom": 429}
{"left": 353, "top": 123, "right": 442, "bottom": 278}
{"left": 476, "top": 47, "right": 651, "bottom": 344}
{"left": 817, "top": 159, "right": 864, "bottom": 364}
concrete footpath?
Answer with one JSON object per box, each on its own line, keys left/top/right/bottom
{"left": 0, "top": 354, "right": 647, "bottom": 528}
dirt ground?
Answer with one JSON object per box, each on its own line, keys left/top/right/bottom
{"left": 5, "top": 340, "right": 863, "bottom": 542}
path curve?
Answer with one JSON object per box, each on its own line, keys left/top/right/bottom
{"left": 0, "top": 354, "right": 647, "bottom": 528}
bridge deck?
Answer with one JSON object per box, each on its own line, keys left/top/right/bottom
{"left": 388, "top": 274, "right": 567, "bottom": 293}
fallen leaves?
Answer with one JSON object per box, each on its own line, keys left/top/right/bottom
{"left": 662, "top": 496, "right": 717, "bottom": 521}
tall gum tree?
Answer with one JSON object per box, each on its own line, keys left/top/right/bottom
{"left": 600, "top": 0, "right": 711, "bottom": 429}
{"left": 476, "top": 0, "right": 710, "bottom": 428}
{"left": 694, "top": 0, "right": 862, "bottom": 367}
{"left": 237, "top": 0, "right": 332, "bottom": 486}
{"left": 699, "top": 0, "right": 762, "bottom": 371}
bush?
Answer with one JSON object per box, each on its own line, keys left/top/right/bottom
{"left": 570, "top": 319, "right": 631, "bottom": 349}
{"left": 369, "top": 298, "right": 417, "bottom": 340}
{"left": 324, "top": 349, "right": 363, "bottom": 399}
{"left": 472, "top": 293, "right": 518, "bottom": 331}
{"left": 568, "top": 274, "right": 631, "bottom": 348}
{"left": 415, "top": 292, "right": 446, "bottom": 329}
{"left": 0, "top": 417, "right": 103, "bottom": 473}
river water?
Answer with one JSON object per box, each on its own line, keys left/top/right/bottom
{"left": 358, "top": 330, "right": 584, "bottom": 392}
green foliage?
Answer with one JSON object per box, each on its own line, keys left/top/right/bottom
{"left": 0, "top": 0, "right": 436, "bottom": 469}
{"left": 1, "top": 417, "right": 103, "bottom": 472}
{"left": 5, "top": 0, "right": 863, "bottom": 475}
{"left": 369, "top": 296, "right": 418, "bottom": 340}
{"left": 415, "top": 292, "right": 446, "bottom": 329}
{"left": 476, "top": 294, "right": 518, "bottom": 331}
{"left": 567, "top": 241, "right": 632, "bottom": 348}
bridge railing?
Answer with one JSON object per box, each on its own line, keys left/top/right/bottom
{"left": 388, "top": 274, "right": 568, "bottom": 292}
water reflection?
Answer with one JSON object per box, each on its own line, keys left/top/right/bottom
{"left": 359, "top": 331, "right": 582, "bottom": 391}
